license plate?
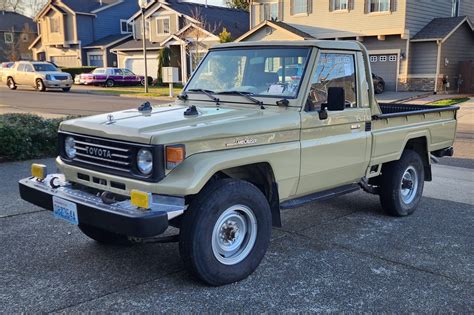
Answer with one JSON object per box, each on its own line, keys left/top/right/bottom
{"left": 52, "top": 196, "right": 79, "bottom": 225}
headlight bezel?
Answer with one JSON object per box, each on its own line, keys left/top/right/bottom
{"left": 137, "top": 148, "right": 153, "bottom": 175}
{"left": 64, "top": 136, "right": 76, "bottom": 159}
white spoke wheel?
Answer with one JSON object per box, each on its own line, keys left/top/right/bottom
{"left": 36, "top": 79, "right": 45, "bottom": 92}
{"left": 379, "top": 149, "right": 425, "bottom": 216}
{"left": 211, "top": 205, "right": 257, "bottom": 265}
{"left": 179, "top": 179, "right": 272, "bottom": 286}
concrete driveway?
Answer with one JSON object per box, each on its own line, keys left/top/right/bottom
{"left": 1, "top": 157, "right": 473, "bottom": 312}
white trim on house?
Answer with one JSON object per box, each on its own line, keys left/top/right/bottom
{"left": 155, "top": 16, "right": 171, "bottom": 35}
{"left": 120, "top": 19, "right": 133, "bottom": 34}
{"left": 91, "top": 0, "right": 124, "bottom": 14}
{"left": 236, "top": 20, "right": 307, "bottom": 42}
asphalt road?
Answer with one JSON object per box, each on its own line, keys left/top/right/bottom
{"left": 0, "top": 86, "right": 169, "bottom": 116}
{"left": 1, "top": 158, "right": 473, "bottom": 313}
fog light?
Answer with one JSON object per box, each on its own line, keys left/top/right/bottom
{"left": 31, "top": 164, "right": 47, "bottom": 180}
{"left": 131, "top": 190, "right": 152, "bottom": 209}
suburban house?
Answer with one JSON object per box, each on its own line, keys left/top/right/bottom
{"left": 112, "top": 0, "right": 249, "bottom": 83}
{"left": 0, "top": 11, "right": 37, "bottom": 62}
{"left": 29, "top": 0, "right": 139, "bottom": 67}
{"left": 238, "top": 0, "right": 474, "bottom": 93}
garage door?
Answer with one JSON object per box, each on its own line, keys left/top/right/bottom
{"left": 50, "top": 56, "right": 79, "bottom": 67}
{"left": 369, "top": 54, "right": 398, "bottom": 91}
{"left": 125, "top": 57, "right": 159, "bottom": 79}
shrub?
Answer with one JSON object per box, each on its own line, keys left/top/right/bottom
{"left": 0, "top": 113, "right": 75, "bottom": 162}
{"left": 61, "top": 66, "right": 96, "bottom": 77}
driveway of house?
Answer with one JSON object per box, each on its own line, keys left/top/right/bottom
{"left": 375, "top": 91, "right": 429, "bottom": 103}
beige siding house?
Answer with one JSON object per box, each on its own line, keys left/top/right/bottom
{"left": 112, "top": 0, "right": 249, "bottom": 83}
{"left": 239, "top": 0, "right": 474, "bottom": 93}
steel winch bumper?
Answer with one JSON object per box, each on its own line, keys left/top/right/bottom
{"left": 18, "top": 174, "right": 186, "bottom": 238}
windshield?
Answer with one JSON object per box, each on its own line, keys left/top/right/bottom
{"left": 93, "top": 69, "right": 107, "bottom": 74}
{"left": 185, "top": 47, "right": 311, "bottom": 98}
{"left": 33, "top": 63, "right": 58, "bottom": 72}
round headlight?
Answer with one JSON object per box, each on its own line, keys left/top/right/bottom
{"left": 137, "top": 149, "right": 153, "bottom": 175}
{"left": 65, "top": 136, "right": 76, "bottom": 159}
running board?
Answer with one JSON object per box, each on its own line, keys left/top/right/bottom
{"left": 280, "top": 184, "right": 360, "bottom": 210}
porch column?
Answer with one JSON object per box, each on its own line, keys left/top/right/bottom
{"left": 180, "top": 43, "right": 187, "bottom": 83}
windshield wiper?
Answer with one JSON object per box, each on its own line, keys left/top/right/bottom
{"left": 186, "top": 88, "right": 219, "bottom": 104}
{"left": 217, "top": 91, "right": 264, "bottom": 109}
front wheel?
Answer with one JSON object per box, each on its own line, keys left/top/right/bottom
{"left": 105, "top": 79, "right": 114, "bottom": 87}
{"left": 36, "top": 79, "right": 46, "bottom": 92}
{"left": 78, "top": 223, "right": 132, "bottom": 245}
{"left": 375, "top": 82, "right": 385, "bottom": 94}
{"left": 379, "top": 149, "right": 425, "bottom": 216}
{"left": 179, "top": 179, "right": 272, "bottom": 286}
{"left": 7, "top": 77, "right": 17, "bottom": 90}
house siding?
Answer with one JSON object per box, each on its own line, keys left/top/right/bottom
{"left": 409, "top": 41, "right": 438, "bottom": 75}
{"left": 460, "top": 1, "right": 474, "bottom": 21}
{"left": 76, "top": 15, "right": 94, "bottom": 46}
{"left": 440, "top": 23, "right": 474, "bottom": 90}
{"left": 94, "top": 0, "right": 138, "bottom": 40}
{"left": 149, "top": 10, "right": 179, "bottom": 43}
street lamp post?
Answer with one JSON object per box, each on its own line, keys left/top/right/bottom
{"left": 138, "top": 0, "right": 148, "bottom": 93}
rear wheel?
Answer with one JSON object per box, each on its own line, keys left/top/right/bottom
{"left": 7, "top": 77, "right": 16, "bottom": 90}
{"left": 379, "top": 149, "right": 425, "bottom": 216}
{"left": 375, "top": 82, "right": 385, "bottom": 94}
{"left": 105, "top": 79, "right": 115, "bottom": 87}
{"left": 179, "top": 179, "right": 272, "bottom": 286}
{"left": 36, "top": 79, "right": 46, "bottom": 92}
{"left": 78, "top": 223, "right": 132, "bottom": 245}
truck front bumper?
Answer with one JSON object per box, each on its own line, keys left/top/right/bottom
{"left": 19, "top": 175, "right": 185, "bottom": 238}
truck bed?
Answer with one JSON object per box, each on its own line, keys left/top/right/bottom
{"left": 375, "top": 103, "right": 460, "bottom": 119}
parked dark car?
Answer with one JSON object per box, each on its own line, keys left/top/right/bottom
{"left": 79, "top": 67, "right": 145, "bottom": 87}
{"left": 372, "top": 73, "right": 385, "bottom": 94}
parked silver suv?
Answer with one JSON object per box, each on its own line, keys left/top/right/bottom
{"left": 5, "top": 61, "right": 73, "bottom": 92}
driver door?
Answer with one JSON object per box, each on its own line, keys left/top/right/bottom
{"left": 297, "top": 51, "right": 370, "bottom": 196}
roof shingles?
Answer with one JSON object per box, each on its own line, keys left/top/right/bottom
{"left": 412, "top": 16, "right": 469, "bottom": 41}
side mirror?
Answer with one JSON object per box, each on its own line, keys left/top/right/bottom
{"left": 325, "top": 87, "right": 345, "bottom": 111}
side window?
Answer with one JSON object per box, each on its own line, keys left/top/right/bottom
{"left": 24, "top": 64, "right": 34, "bottom": 72}
{"left": 308, "top": 52, "right": 357, "bottom": 110}
{"left": 17, "top": 64, "right": 26, "bottom": 72}
{"left": 114, "top": 69, "right": 123, "bottom": 75}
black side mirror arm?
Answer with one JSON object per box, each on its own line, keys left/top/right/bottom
{"left": 318, "top": 104, "right": 328, "bottom": 120}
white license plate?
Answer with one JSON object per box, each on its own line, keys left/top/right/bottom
{"left": 52, "top": 196, "right": 78, "bottom": 225}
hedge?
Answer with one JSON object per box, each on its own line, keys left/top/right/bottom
{"left": 60, "top": 66, "right": 96, "bottom": 77}
{"left": 0, "top": 113, "right": 75, "bottom": 162}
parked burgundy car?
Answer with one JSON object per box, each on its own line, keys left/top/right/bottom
{"left": 80, "top": 68, "right": 145, "bottom": 87}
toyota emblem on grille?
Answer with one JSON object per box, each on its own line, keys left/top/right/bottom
{"left": 85, "top": 146, "right": 112, "bottom": 159}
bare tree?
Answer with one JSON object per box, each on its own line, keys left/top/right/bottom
{"left": 0, "top": 0, "right": 46, "bottom": 17}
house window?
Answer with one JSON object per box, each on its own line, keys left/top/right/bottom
{"left": 379, "top": 55, "right": 387, "bottom": 62}
{"left": 452, "top": 0, "right": 460, "bottom": 17}
{"left": 50, "top": 17, "right": 60, "bottom": 33}
{"left": 21, "top": 34, "right": 29, "bottom": 42}
{"left": 120, "top": 19, "right": 133, "bottom": 34}
{"left": 262, "top": 2, "right": 279, "bottom": 20}
{"left": 389, "top": 55, "right": 397, "bottom": 62}
{"left": 334, "top": 0, "right": 348, "bottom": 10}
{"left": 156, "top": 17, "right": 170, "bottom": 35}
{"left": 292, "top": 0, "right": 308, "bottom": 14}
{"left": 369, "top": 0, "right": 390, "bottom": 12}
{"left": 4, "top": 32, "right": 13, "bottom": 44}
{"left": 370, "top": 56, "right": 377, "bottom": 62}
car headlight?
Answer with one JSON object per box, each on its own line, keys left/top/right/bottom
{"left": 45, "top": 74, "right": 52, "bottom": 80}
{"left": 65, "top": 136, "right": 76, "bottom": 159}
{"left": 137, "top": 149, "right": 153, "bottom": 175}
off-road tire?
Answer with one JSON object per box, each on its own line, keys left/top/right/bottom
{"left": 62, "top": 87, "right": 71, "bottom": 92}
{"left": 105, "top": 79, "right": 114, "bottom": 87}
{"left": 36, "top": 79, "right": 46, "bottom": 92}
{"left": 379, "top": 149, "right": 425, "bottom": 216}
{"left": 7, "top": 77, "right": 17, "bottom": 90}
{"left": 179, "top": 178, "right": 272, "bottom": 286}
{"left": 78, "top": 223, "right": 132, "bottom": 245}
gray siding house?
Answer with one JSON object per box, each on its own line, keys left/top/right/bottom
{"left": 112, "top": 0, "right": 249, "bottom": 83}
{"left": 0, "top": 11, "right": 37, "bottom": 62}
{"left": 29, "top": 0, "right": 139, "bottom": 67}
{"left": 238, "top": 0, "right": 474, "bottom": 93}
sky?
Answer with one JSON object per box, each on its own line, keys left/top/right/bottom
{"left": 182, "top": 0, "right": 226, "bottom": 7}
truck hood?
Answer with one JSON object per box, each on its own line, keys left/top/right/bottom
{"left": 60, "top": 104, "right": 300, "bottom": 145}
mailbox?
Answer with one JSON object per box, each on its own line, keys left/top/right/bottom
{"left": 162, "top": 67, "right": 179, "bottom": 83}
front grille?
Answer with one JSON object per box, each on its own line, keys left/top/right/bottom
{"left": 59, "top": 132, "right": 165, "bottom": 182}
{"left": 54, "top": 75, "right": 68, "bottom": 80}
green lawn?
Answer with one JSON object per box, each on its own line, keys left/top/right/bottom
{"left": 428, "top": 97, "right": 470, "bottom": 106}
{"left": 92, "top": 86, "right": 183, "bottom": 97}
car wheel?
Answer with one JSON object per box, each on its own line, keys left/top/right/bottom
{"left": 375, "top": 82, "right": 384, "bottom": 94}
{"left": 36, "top": 79, "right": 46, "bottom": 92}
{"left": 62, "top": 87, "right": 71, "bottom": 92}
{"left": 179, "top": 178, "right": 272, "bottom": 286}
{"left": 379, "top": 149, "right": 425, "bottom": 217}
{"left": 140, "top": 78, "right": 146, "bottom": 86}
{"left": 78, "top": 223, "right": 132, "bottom": 245}
{"left": 7, "top": 77, "right": 17, "bottom": 90}
{"left": 105, "top": 79, "right": 114, "bottom": 87}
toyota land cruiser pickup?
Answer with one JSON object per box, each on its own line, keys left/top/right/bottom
{"left": 19, "top": 40, "right": 459, "bottom": 286}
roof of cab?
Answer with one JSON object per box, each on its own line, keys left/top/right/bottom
{"left": 212, "top": 40, "right": 364, "bottom": 51}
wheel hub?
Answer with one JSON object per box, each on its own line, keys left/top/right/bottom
{"left": 400, "top": 166, "right": 418, "bottom": 204}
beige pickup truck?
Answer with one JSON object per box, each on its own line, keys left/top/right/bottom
{"left": 19, "top": 40, "right": 458, "bottom": 286}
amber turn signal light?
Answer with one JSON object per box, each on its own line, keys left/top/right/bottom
{"left": 166, "top": 145, "right": 185, "bottom": 169}
{"left": 31, "top": 164, "right": 47, "bottom": 180}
